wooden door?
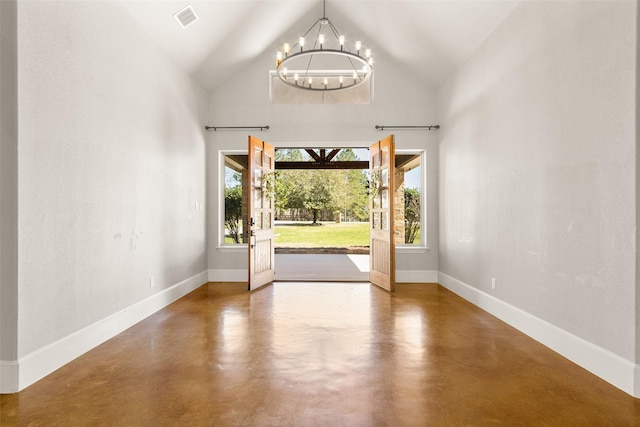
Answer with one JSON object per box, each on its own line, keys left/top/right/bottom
{"left": 369, "top": 135, "right": 396, "bottom": 292}
{"left": 248, "top": 136, "right": 275, "bottom": 291}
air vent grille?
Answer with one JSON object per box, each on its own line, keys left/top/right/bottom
{"left": 174, "top": 5, "right": 198, "bottom": 28}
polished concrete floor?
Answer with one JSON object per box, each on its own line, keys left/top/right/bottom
{"left": 1, "top": 282, "right": 639, "bottom": 426}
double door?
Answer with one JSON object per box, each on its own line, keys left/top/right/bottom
{"left": 247, "top": 135, "right": 395, "bottom": 292}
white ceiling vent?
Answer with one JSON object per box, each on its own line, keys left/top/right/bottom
{"left": 174, "top": 5, "right": 198, "bottom": 28}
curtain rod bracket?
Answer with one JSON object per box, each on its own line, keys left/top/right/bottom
{"left": 205, "top": 125, "right": 269, "bottom": 131}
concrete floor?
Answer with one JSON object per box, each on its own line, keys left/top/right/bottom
{"left": 1, "top": 282, "right": 639, "bottom": 426}
{"left": 274, "top": 254, "right": 369, "bottom": 281}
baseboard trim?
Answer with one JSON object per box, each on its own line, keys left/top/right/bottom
{"left": 437, "top": 272, "right": 639, "bottom": 398}
{"left": 1, "top": 271, "right": 208, "bottom": 394}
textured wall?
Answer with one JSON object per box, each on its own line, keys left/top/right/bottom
{"left": 207, "top": 52, "right": 439, "bottom": 275}
{"left": 438, "top": 1, "right": 637, "bottom": 360}
{"left": 16, "top": 1, "right": 207, "bottom": 357}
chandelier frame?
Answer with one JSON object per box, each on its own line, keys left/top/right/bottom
{"left": 274, "top": 1, "right": 373, "bottom": 92}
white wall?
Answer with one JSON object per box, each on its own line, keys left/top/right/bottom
{"left": 207, "top": 50, "right": 439, "bottom": 280}
{"left": 0, "top": 0, "right": 19, "bottom": 369}
{"left": 438, "top": 0, "right": 637, "bottom": 392}
{"left": 1, "top": 0, "right": 208, "bottom": 392}
{"left": 636, "top": 0, "right": 640, "bottom": 375}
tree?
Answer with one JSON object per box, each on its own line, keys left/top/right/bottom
{"left": 302, "top": 169, "right": 335, "bottom": 224}
{"left": 274, "top": 148, "right": 370, "bottom": 223}
{"left": 274, "top": 149, "right": 303, "bottom": 216}
{"left": 404, "top": 187, "right": 420, "bottom": 243}
{"left": 334, "top": 149, "right": 369, "bottom": 221}
{"left": 224, "top": 172, "right": 243, "bottom": 243}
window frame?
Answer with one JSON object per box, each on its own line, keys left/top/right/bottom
{"left": 395, "top": 149, "right": 428, "bottom": 253}
{"left": 219, "top": 150, "right": 248, "bottom": 251}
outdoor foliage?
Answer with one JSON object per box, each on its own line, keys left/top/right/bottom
{"left": 224, "top": 172, "right": 243, "bottom": 243}
{"left": 404, "top": 187, "right": 420, "bottom": 244}
{"left": 275, "top": 149, "right": 369, "bottom": 223}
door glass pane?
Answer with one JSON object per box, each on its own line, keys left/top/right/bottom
{"left": 264, "top": 153, "right": 272, "bottom": 168}
{"left": 255, "top": 213, "right": 263, "bottom": 230}
{"left": 264, "top": 212, "right": 271, "bottom": 229}
{"left": 380, "top": 146, "right": 388, "bottom": 167}
{"left": 381, "top": 168, "right": 389, "bottom": 186}
{"left": 255, "top": 189, "right": 263, "bottom": 209}
{"left": 381, "top": 212, "right": 389, "bottom": 230}
{"left": 381, "top": 189, "right": 389, "bottom": 209}
{"left": 373, "top": 212, "right": 380, "bottom": 229}
{"left": 255, "top": 147, "right": 263, "bottom": 167}
{"left": 254, "top": 168, "right": 262, "bottom": 187}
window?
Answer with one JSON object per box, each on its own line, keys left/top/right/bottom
{"left": 395, "top": 150, "right": 425, "bottom": 247}
{"left": 221, "top": 152, "right": 248, "bottom": 246}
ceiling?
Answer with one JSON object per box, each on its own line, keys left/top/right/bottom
{"left": 119, "top": 0, "right": 521, "bottom": 92}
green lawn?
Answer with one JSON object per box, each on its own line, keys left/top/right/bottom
{"left": 225, "top": 221, "right": 421, "bottom": 246}
{"left": 275, "top": 222, "right": 369, "bottom": 247}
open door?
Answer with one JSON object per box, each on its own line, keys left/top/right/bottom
{"left": 369, "top": 135, "right": 396, "bottom": 291}
{"left": 248, "top": 136, "right": 275, "bottom": 291}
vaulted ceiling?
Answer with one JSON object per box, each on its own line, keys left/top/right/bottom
{"left": 119, "top": 0, "right": 521, "bottom": 92}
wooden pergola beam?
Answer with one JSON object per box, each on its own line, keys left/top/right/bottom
{"left": 275, "top": 161, "right": 369, "bottom": 170}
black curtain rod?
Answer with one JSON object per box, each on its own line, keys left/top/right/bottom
{"left": 375, "top": 125, "right": 440, "bottom": 131}
{"left": 204, "top": 125, "right": 269, "bottom": 131}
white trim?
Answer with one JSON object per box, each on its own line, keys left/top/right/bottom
{"left": 1, "top": 271, "right": 208, "bottom": 394}
{"left": 208, "top": 269, "right": 246, "bottom": 282}
{"left": 397, "top": 270, "right": 438, "bottom": 283}
{"left": 437, "top": 271, "right": 640, "bottom": 398}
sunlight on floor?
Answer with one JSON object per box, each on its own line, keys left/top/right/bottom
{"left": 347, "top": 254, "right": 369, "bottom": 272}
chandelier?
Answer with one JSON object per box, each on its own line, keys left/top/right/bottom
{"left": 275, "top": 0, "right": 373, "bottom": 92}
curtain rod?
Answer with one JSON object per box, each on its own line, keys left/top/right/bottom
{"left": 375, "top": 125, "right": 440, "bottom": 131}
{"left": 204, "top": 125, "right": 269, "bottom": 131}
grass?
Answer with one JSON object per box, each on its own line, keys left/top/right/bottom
{"left": 275, "top": 221, "right": 369, "bottom": 247}
{"left": 225, "top": 221, "right": 421, "bottom": 246}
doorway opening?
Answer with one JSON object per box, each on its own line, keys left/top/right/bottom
{"left": 273, "top": 148, "right": 370, "bottom": 255}
{"left": 223, "top": 146, "right": 423, "bottom": 282}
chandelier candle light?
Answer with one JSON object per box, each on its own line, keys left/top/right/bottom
{"left": 275, "top": 0, "right": 373, "bottom": 92}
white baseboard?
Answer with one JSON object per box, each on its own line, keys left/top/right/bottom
{"left": 0, "top": 271, "right": 208, "bottom": 394}
{"left": 437, "top": 272, "right": 640, "bottom": 398}
{"left": 397, "top": 270, "right": 438, "bottom": 283}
